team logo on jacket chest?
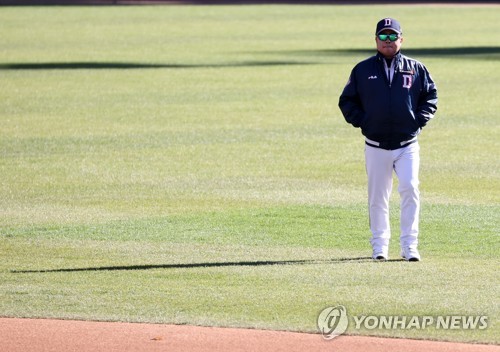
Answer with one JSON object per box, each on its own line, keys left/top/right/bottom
{"left": 402, "top": 74, "right": 412, "bottom": 88}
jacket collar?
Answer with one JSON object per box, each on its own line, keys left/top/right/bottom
{"left": 376, "top": 51, "right": 402, "bottom": 70}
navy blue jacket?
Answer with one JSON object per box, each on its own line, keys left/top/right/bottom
{"left": 339, "top": 52, "right": 437, "bottom": 149}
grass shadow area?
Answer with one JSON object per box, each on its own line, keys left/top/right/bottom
{"left": 261, "top": 46, "right": 500, "bottom": 60}
{"left": 12, "top": 256, "right": 375, "bottom": 273}
{"left": 0, "top": 61, "right": 319, "bottom": 71}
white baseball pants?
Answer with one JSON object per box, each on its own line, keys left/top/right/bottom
{"left": 365, "top": 142, "right": 420, "bottom": 256}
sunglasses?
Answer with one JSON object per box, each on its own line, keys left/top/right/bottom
{"left": 377, "top": 33, "right": 400, "bottom": 42}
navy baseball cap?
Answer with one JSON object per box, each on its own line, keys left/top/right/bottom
{"left": 375, "top": 18, "right": 402, "bottom": 35}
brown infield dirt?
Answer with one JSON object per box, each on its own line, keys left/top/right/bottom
{"left": 1, "top": 318, "right": 499, "bottom": 352}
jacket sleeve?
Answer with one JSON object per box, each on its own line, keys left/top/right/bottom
{"left": 416, "top": 64, "right": 438, "bottom": 127}
{"left": 338, "top": 68, "right": 365, "bottom": 128}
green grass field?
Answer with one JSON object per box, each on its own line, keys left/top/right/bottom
{"left": 0, "top": 4, "right": 499, "bottom": 344}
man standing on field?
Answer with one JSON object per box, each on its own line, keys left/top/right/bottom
{"left": 338, "top": 18, "right": 438, "bottom": 261}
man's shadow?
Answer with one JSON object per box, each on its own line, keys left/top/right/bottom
{"left": 11, "top": 256, "right": 405, "bottom": 274}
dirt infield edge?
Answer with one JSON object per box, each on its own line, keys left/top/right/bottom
{"left": 1, "top": 317, "right": 499, "bottom": 352}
